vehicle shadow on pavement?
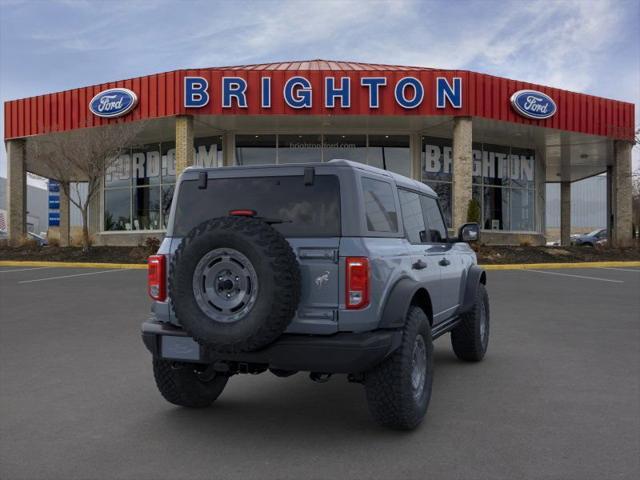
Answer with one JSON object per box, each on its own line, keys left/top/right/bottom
{"left": 138, "top": 347, "right": 466, "bottom": 440}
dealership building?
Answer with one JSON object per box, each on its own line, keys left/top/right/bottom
{"left": 3, "top": 60, "right": 635, "bottom": 246}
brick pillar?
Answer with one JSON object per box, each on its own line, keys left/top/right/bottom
{"left": 560, "top": 181, "right": 571, "bottom": 246}
{"left": 611, "top": 141, "right": 633, "bottom": 247}
{"left": 452, "top": 117, "right": 473, "bottom": 230}
{"left": 59, "top": 181, "right": 70, "bottom": 247}
{"left": 175, "top": 115, "right": 194, "bottom": 175}
{"left": 6, "top": 139, "right": 27, "bottom": 245}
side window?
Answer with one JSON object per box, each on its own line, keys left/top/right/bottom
{"left": 399, "top": 189, "right": 427, "bottom": 244}
{"left": 420, "top": 195, "right": 448, "bottom": 243}
{"left": 361, "top": 177, "right": 398, "bottom": 233}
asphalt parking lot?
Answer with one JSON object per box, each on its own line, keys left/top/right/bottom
{"left": 1, "top": 265, "right": 639, "bottom": 480}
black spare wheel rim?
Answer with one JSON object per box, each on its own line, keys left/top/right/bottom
{"left": 170, "top": 216, "right": 301, "bottom": 353}
{"left": 192, "top": 248, "right": 259, "bottom": 323}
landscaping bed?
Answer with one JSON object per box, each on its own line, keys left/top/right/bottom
{"left": 1, "top": 242, "right": 638, "bottom": 265}
{"left": 475, "top": 245, "right": 640, "bottom": 264}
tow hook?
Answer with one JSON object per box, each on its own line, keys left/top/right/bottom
{"left": 309, "top": 372, "right": 332, "bottom": 383}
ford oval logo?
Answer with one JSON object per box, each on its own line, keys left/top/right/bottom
{"left": 510, "top": 89, "right": 556, "bottom": 120}
{"left": 89, "top": 88, "right": 138, "bottom": 118}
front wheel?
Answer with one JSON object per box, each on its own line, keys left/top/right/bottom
{"left": 451, "top": 283, "right": 490, "bottom": 362}
{"left": 364, "top": 306, "right": 433, "bottom": 430}
{"left": 152, "top": 359, "right": 228, "bottom": 408}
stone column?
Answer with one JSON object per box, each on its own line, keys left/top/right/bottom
{"left": 175, "top": 115, "right": 194, "bottom": 175}
{"left": 59, "top": 182, "right": 70, "bottom": 247}
{"left": 611, "top": 141, "right": 633, "bottom": 247}
{"left": 452, "top": 117, "right": 473, "bottom": 230}
{"left": 560, "top": 181, "right": 571, "bottom": 246}
{"left": 6, "top": 139, "right": 27, "bottom": 245}
{"left": 222, "top": 133, "right": 235, "bottom": 167}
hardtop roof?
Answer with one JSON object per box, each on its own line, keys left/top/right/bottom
{"left": 185, "top": 159, "right": 436, "bottom": 196}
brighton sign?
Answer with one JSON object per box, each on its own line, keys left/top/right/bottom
{"left": 510, "top": 89, "right": 557, "bottom": 120}
{"left": 183, "top": 76, "right": 464, "bottom": 110}
{"left": 89, "top": 88, "right": 138, "bottom": 118}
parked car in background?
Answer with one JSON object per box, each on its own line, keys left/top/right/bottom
{"left": 27, "top": 231, "right": 48, "bottom": 246}
{"left": 571, "top": 229, "right": 607, "bottom": 247}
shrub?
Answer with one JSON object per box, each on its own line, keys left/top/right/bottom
{"left": 467, "top": 198, "right": 481, "bottom": 224}
{"left": 144, "top": 236, "right": 161, "bottom": 255}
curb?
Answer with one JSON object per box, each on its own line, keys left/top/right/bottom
{"left": 482, "top": 261, "right": 640, "bottom": 270}
{"left": 0, "top": 260, "right": 147, "bottom": 269}
{"left": 1, "top": 260, "right": 639, "bottom": 271}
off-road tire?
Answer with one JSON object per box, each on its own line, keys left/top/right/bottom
{"left": 451, "top": 283, "right": 489, "bottom": 362}
{"left": 152, "top": 359, "right": 228, "bottom": 408}
{"left": 170, "top": 217, "right": 301, "bottom": 353}
{"left": 364, "top": 306, "right": 433, "bottom": 430}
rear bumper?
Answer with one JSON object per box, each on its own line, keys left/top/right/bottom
{"left": 141, "top": 320, "right": 402, "bottom": 374}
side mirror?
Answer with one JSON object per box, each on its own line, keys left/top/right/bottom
{"left": 458, "top": 223, "right": 480, "bottom": 243}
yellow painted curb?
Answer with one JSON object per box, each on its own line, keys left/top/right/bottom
{"left": 0, "top": 260, "right": 147, "bottom": 269}
{"left": 1, "top": 259, "right": 639, "bottom": 271}
{"left": 482, "top": 261, "right": 640, "bottom": 270}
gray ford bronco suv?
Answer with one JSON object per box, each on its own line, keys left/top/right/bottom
{"left": 142, "top": 160, "right": 489, "bottom": 430}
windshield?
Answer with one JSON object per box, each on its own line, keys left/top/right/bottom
{"left": 172, "top": 174, "right": 341, "bottom": 237}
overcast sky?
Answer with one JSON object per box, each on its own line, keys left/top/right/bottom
{"left": 1, "top": 0, "right": 638, "bottom": 181}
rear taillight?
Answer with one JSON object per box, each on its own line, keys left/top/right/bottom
{"left": 148, "top": 255, "right": 166, "bottom": 301}
{"left": 346, "top": 257, "right": 369, "bottom": 309}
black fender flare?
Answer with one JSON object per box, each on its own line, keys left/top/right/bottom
{"left": 459, "top": 265, "right": 487, "bottom": 314}
{"left": 378, "top": 278, "right": 430, "bottom": 329}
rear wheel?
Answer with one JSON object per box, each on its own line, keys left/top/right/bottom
{"left": 451, "top": 283, "right": 489, "bottom": 362}
{"left": 364, "top": 306, "right": 433, "bottom": 430}
{"left": 152, "top": 359, "right": 228, "bottom": 408}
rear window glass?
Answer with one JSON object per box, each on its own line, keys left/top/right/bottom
{"left": 172, "top": 175, "right": 341, "bottom": 237}
{"left": 361, "top": 177, "right": 398, "bottom": 233}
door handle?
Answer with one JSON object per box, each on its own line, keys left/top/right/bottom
{"left": 439, "top": 257, "right": 450, "bottom": 267}
{"left": 412, "top": 259, "right": 427, "bottom": 270}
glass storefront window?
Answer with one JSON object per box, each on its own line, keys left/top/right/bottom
{"left": 236, "top": 135, "right": 276, "bottom": 165}
{"left": 369, "top": 135, "right": 410, "bottom": 177}
{"left": 278, "top": 134, "right": 322, "bottom": 164}
{"left": 422, "top": 136, "right": 452, "bottom": 183}
{"left": 509, "top": 147, "right": 535, "bottom": 189}
{"left": 482, "top": 143, "right": 510, "bottom": 187}
{"left": 132, "top": 143, "right": 161, "bottom": 187}
{"left": 104, "top": 188, "right": 131, "bottom": 231}
{"left": 510, "top": 188, "right": 535, "bottom": 231}
{"left": 323, "top": 134, "right": 367, "bottom": 164}
{"left": 483, "top": 186, "right": 508, "bottom": 230}
{"left": 105, "top": 153, "right": 131, "bottom": 188}
{"left": 194, "top": 136, "right": 223, "bottom": 168}
{"left": 133, "top": 186, "right": 160, "bottom": 230}
{"left": 423, "top": 136, "right": 537, "bottom": 232}
{"left": 161, "top": 142, "right": 177, "bottom": 184}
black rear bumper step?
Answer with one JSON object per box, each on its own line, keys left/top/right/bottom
{"left": 141, "top": 320, "right": 402, "bottom": 374}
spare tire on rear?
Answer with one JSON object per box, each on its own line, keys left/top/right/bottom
{"left": 169, "top": 216, "right": 301, "bottom": 353}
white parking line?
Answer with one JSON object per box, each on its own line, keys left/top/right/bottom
{"left": 597, "top": 267, "right": 640, "bottom": 273}
{"left": 0, "top": 267, "right": 53, "bottom": 273}
{"left": 526, "top": 269, "right": 624, "bottom": 283}
{"left": 18, "top": 269, "right": 129, "bottom": 284}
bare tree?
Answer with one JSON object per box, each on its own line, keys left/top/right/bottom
{"left": 27, "top": 122, "right": 143, "bottom": 251}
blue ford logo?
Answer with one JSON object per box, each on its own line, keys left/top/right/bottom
{"left": 89, "top": 88, "right": 138, "bottom": 118}
{"left": 510, "top": 89, "right": 556, "bottom": 120}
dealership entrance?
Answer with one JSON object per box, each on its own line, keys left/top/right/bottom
{"left": 4, "top": 60, "right": 635, "bottom": 246}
